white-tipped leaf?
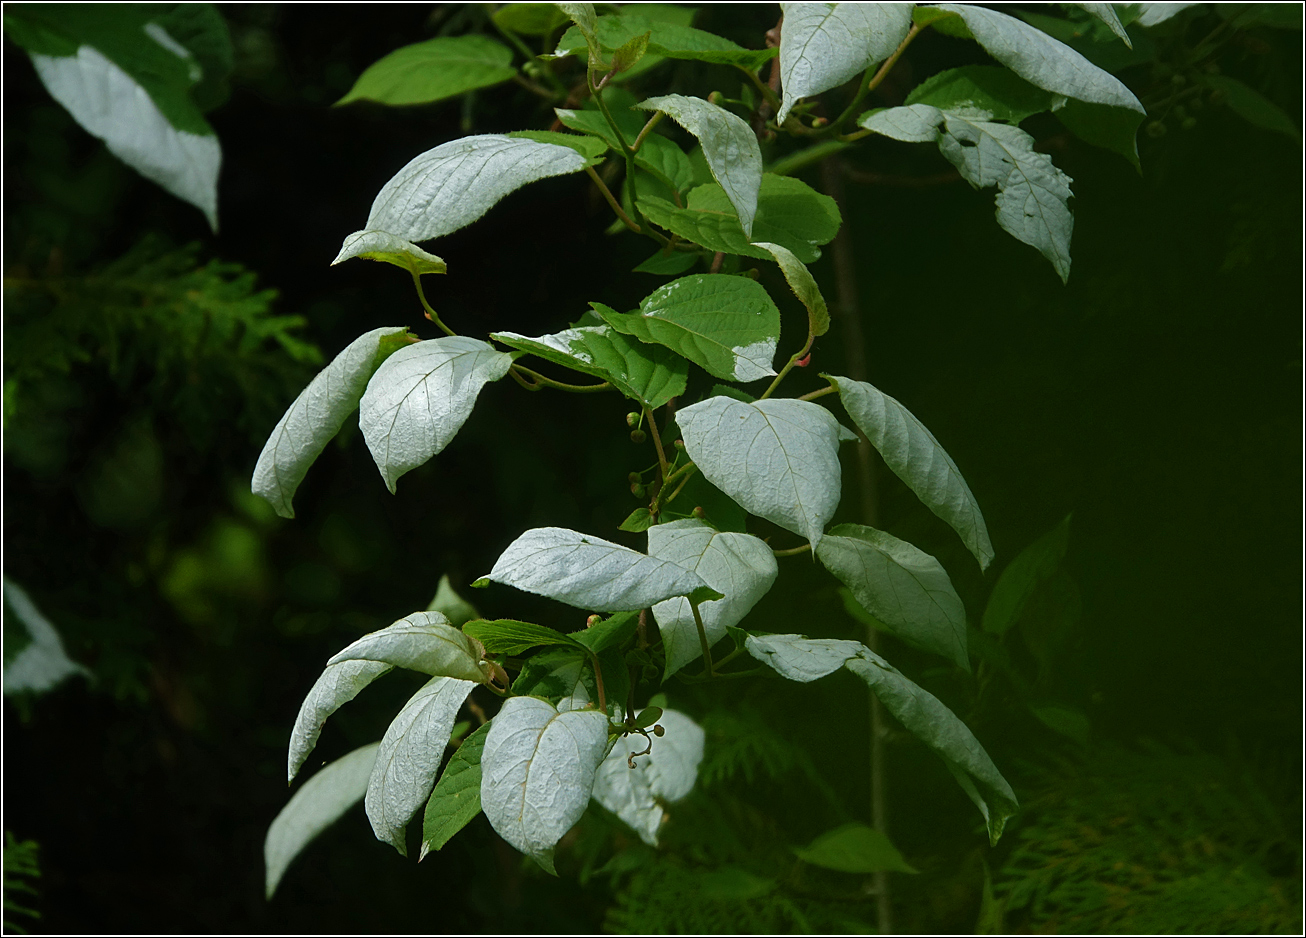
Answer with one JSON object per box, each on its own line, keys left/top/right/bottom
{"left": 752, "top": 241, "right": 830, "bottom": 336}
{"left": 591, "top": 707, "right": 705, "bottom": 845}
{"left": 844, "top": 650, "right": 1018, "bottom": 844}
{"left": 366, "top": 676, "right": 477, "bottom": 855}
{"left": 29, "top": 46, "right": 221, "bottom": 229}
{"left": 482, "top": 527, "right": 710, "bottom": 612}
{"left": 635, "top": 94, "right": 762, "bottom": 237}
{"left": 675, "top": 397, "right": 843, "bottom": 550}
{"left": 265, "top": 742, "right": 380, "bottom": 899}
{"left": 777, "top": 3, "right": 913, "bottom": 124}
{"left": 933, "top": 4, "right": 1143, "bottom": 112}
{"left": 365, "top": 134, "right": 587, "bottom": 244}
{"left": 816, "top": 523, "right": 969, "bottom": 670}
{"left": 828, "top": 374, "right": 993, "bottom": 569}
{"left": 744, "top": 632, "right": 864, "bottom": 682}
{"left": 859, "top": 105, "right": 1075, "bottom": 283}
{"left": 253, "top": 327, "right": 411, "bottom": 518}
{"left": 2, "top": 578, "right": 91, "bottom": 696}
{"left": 326, "top": 611, "right": 489, "bottom": 683}
{"left": 648, "top": 520, "right": 778, "bottom": 679}
{"left": 359, "top": 336, "right": 515, "bottom": 493}
{"left": 331, "top": 230, "right": 447, "bottom": 274}
{"left": 287, "top": 659, "right": 393, "bottom": 783}
{"left": 480, "top": 696, "right": 610, "bottom": 866}
{"left": 1072, "top": 4, "right": 1132, "bottom": 46}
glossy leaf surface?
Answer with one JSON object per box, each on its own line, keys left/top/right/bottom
{"left": 337, "top": 35, "right": 515, "bottom": 106}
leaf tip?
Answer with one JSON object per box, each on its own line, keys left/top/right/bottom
{"left": 471, "top": 577, "right": 491, "bottom": 589}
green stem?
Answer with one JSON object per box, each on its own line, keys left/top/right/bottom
{"left": 798, "top": 385, "right": 837, "bottom": 402}
{"left": 644, "top": 404, "right": 670, "bottom": 483}
{"left": 586, "top": 649, "right": 608, "bottom": 713}
{"left": 767, "top": 141, "right": 852, "bottom": 177}
{"left": 584, "top": 164, "right": 641, "bottom": 233}
{"left": 657, "top": 464, "right": 697, "bottom": 511}
{"left": 590, "top": 73, "right": 650, "bottom": 235}
{"left": 410, "top": 269, "right": 455, "bottom": 336}
{"left": 823, "top": 23, "right": 922, "bottom": 137}
{"left": 737, "top": 62, "right": 782, "bottom": 112}
{"left": 691, "top": 599, "right": 714, "bottom": 677}
{"left": 759, "top": 329, "right": 816, "bottom": 400}
{"left": 631, "top": 111, "right": 664, "bottom": 152}
{"left": 772, "top": 543, "right": 812, "bottom": 557}
{"left": 510, "top": 364, "right": 611, "bottom": 393}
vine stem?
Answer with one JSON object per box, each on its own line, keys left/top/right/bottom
{"left": 772, "top": 543, "right": 811, "bottom": 557}
{"left": 690, "top": 599, "right": 714, "bottom": 677}
{"left": 589, "top": 72, "right": 650, "bottom": 235}
{"left": 586, "top": 649, "right": 607, "bottom": 713}
{"left": 630, "top": 111, "right": 664, "bottom": 152}
{"left": 759, "top": 328, "right": 816, "bottom": 400}
{"left": 644, "top": 404, "right": 670, "bottom": 484}
{"left": 410, "top": 269, "right": 455, "bottom": 336}
{"left": 584, "top": 164, "right": 641, "bottom": 233}
{"left": 797, "top": 385, "right": 837, "bottom": 402}
{"left": 509, "top": 364, "right": 611, "bottom": 393}
{"left": 823, "top": 23, "right": 922, "bottom": 138}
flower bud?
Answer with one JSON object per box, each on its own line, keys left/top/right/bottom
{"left": 630, "top": 429, "right": 647, "bottom": 444}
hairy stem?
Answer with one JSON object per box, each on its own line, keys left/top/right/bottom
{"left": 410, "top": 269, "right": 456, "bottom": 336}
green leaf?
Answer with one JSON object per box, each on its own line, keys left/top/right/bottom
{"left": 571, "top": 610, "right": 640, "bottom": 655}
{"left": 596, "top": 274, "right": 780, "bottom": 383}
{"left": 366, "top": 676, "right": 477, "bottom": 855}
{"left": 827, "top": 374, "right": 994, "bottom": 570}
{"left": 556, "top": 2, "right": 600, "bottom": 65}
{"left": 1029, "top": 703, "right": 1090, "bottom": 744}
{"left": 640, "top": 174, "right": 841, "bottom": 264}
{"left": 1216, "top": 2, "right": 1304, "bottom": 29}
{"left": 776, "top": 2, "right": 914, "bottom": 124}
{"left": 660, "top": 470, "right": 750, "bottom": 533}
{"left": 634, "top": 133, "right": 695, "bottom": 194}
{"left": 331, "top": 230, "right": 447, "bottom": 275}
{"left": 507, "top": 129, "right": 609, "bottom": 166}
{"left": 480, "top": 696, "right": 609, "bottom": 866}
{"left": 1017, "top": 9, "right": 1157, "bottom": 72}
{"left": 427, "top": 575, "right": 479, "bottom": 628}
{"left": 676, "top": 397, "right": 844, "bottom": 549}
{"left": 635, "top": 95, "right": 763, "bottom": 237}
{"left": 420, "top": 721, "right": 492, "bottom": 858}
{"left": 1205, "top": 75, "right": 1300, "bottom": 140}
{"left": 933, "top": 4, "right": 1143, "bottom": 112}
{"left": 982, "top": 514, "right": 1072, "bottom": 636}
{"left": 6, "top": 3, "right": 222, "bottom": 227}
{"left": 793, "top": 822, "right": 918, "bottom": 874}
{"left": 252, "top": 326, "right": 412, "bottom": 519}
{"left": 633, "top": 249, "right": 699, "bottom": 276}
{"left": 619, "top": 507, "right": 657, "bottom": 532}
{"left": 327, "top": 611, "right": 490, "bottom": 684}
{"left": 1053, "top": 98, "right": 1144, "bottom": 171}
{"left": 555, "top": 14, "right": 775, "bottom": 70}
{"left": 2, "top": 578, "right": 90, "bottom": 696}
{"left": 699, "top": 867, "right": 776, "bottom": 899}
{"left": 483, "top": 527, "right": 709, "bottom": 612}
{"left": 359, "top": 336, "right": 515, "bottom": 493}
{"left": 462, "top": 619, "right": 581, "bottom": 657}
{"left": 610, "top": 28, "right": 651, "bottom": 74}
{"left": 816, "top": 523, "right": 969, "bottom": 671}
{"left": 751, "top": 241, "right": 829, "bottom": 336}
{"left": 363, "top": 134, "right": 587, "bottom": 244}
{"left": 336, "top": 36, "right": 516, "bottom": 107}
{"left": 905, "top": 65, "right": 1055, "bottom": 123}
{"left": 265, "top": 742, "right": 380, "bottom": 899}
{"left": 512, "top": 647, "right": 589, "bottom": 700}
{"left": 491, "top": 325, "right": 687, "bottom": 409}
{"left": 860, "top": 105, "right": 1075, "bottom": 282}
{"left": 150, "top": 3, "right": 234, "bottom": 112}
{"left": 493, "top": 3, "right": 570, "bottom": 36}
{"left": 554, "top": 100, "right": 646, "bottom": 149}
{"left": 647, "top": 520, "right": 778, "bottom": 679}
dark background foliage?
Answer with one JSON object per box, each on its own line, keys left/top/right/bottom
{"left": 4, "top": 4, "right": 1301, "bottom": 933}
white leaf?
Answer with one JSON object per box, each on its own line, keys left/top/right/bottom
{"left": 265, "top": 742, "right": 379, "bottom": 899}
{"left": 2, "top": 579, "right": 90, "bottom": 696}
{"left": 828, "top": 374, "right": 994, "bottom": 570}
{"left": 480, "top": 696, "right": 610, "bottom": 864}
{"left": 1135, "top": 3, "right": 1202, "bottom": 27}
{"left": 31, "top": 47, "right": 220, "bottom": 229}
{"left": 327, "top": 611, "right": 489, "bottom": 684}
{"left": 359, "top": 336, "right": 514, "bottom": 493}
{"left": 777, "top": 3, "right": 913, "bottom": 124}
{"left": 635, "top": 95, "right": 762, "bottom": 237}
{"left": 861, "top": 105, "right": 1075, "bottom": 282}
{"left": 845, "top": 649, "right": 1018, "bottom": 844}
{"left": 366, "top": 676, "right": 477, "bottom": 855}
{"left": 253, "top": 327, "right": 410, "bottom": 518}
{"left": 675, "top": 396, "right": 843, "bottom": 550}
{"left": 484, "top": 527, "right": 709, "bottom": 612}
{"left": 591, "top": 707, "right": 704, "bottom": 845}
{"left": 365, "top": 134, "right": 586, "bottom": 244}
{"left": 1072, "top": 3, "right": 1132, "bottom": 46}
{"left": 815, "top": 523, "right": 969, "bottom": 670}
{"left": 933, "top": 4, "right": 1144, "bottom": 112}
{"left": 744, "top": 632, "right": 864, "bottom": 682}
{"left": 648, "top": 520, "right": 778, "bottom": 678}
{"left": 287, "top": 659, "right": 392, "bottom": 783}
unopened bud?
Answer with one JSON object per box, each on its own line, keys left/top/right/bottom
{"left": 625, "top": 412, "right": 640, "bottom": 427}
{"left": 631, "top": 482, "right": 646, "bottom": 497}
{"left": 653, "top": 724, "right": 665, "bottom": 737}
{"left": 691, "top": 506, "right": 707, "bottom": 519}
{"left": 1171, "top": 73, "right": 1186, "bottom": 88}
{"left": 811, "top": 116, "right": 828, "bottom": 128}
{"left": 630, "top": 429, "right": 647, "bottom": 443}
{"left": 1145, "top": 120, "right": 1167, "bottom": 138}
{"left": 1181, "top": 116, "right": 1198, "bottom": 130}
{"left": 586, "top": 614, "right": 602, "bottom": 629}
{"left": 628, "top": 471, "right": 641, "bottom": 484}
{"left": 674, "top": 439, "right": 685, "bottom": 449}
{"left": 708, "top": 91, "right": 724, "bottom": 105}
